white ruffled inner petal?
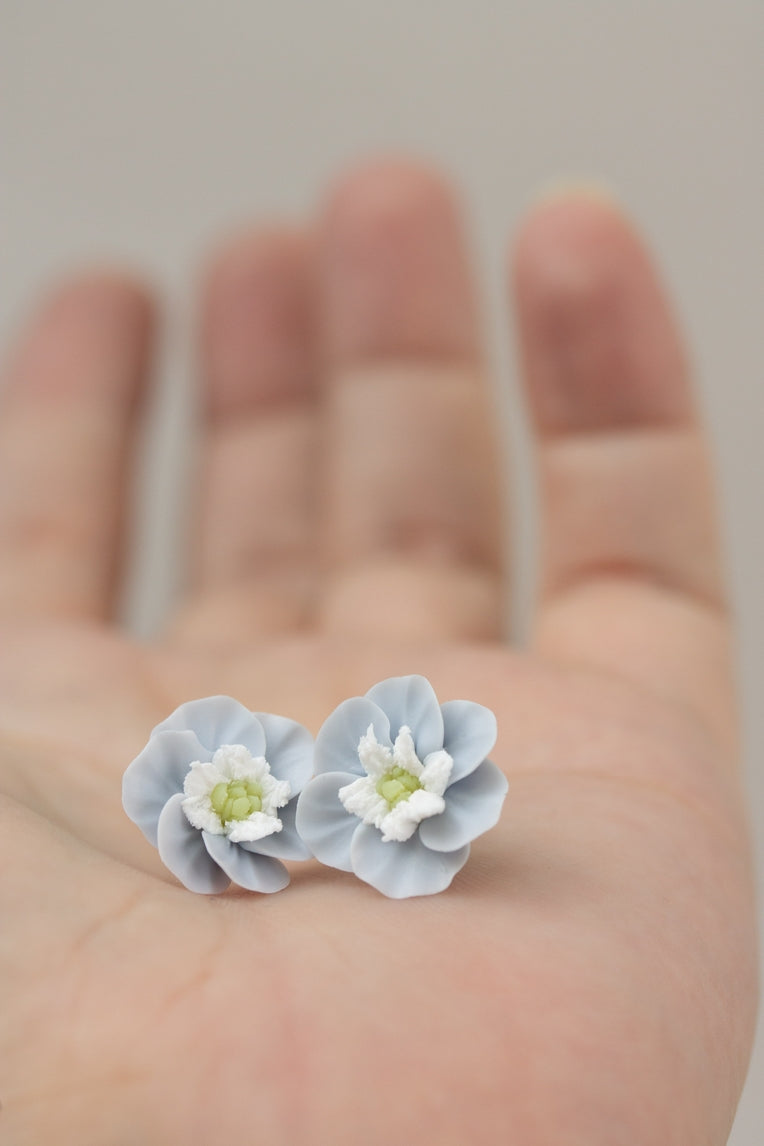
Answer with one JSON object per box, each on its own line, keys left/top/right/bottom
{"left": 183, "top": 761, "right": 226, "bottom": 800}
{"left": 338, "top": 775, "right": 390, "bottom": 824}
{"left": 183, "top": 797, "right": 228, "bottom": 835}
{"left": 419, "top": 750, "right": 453, "bottom": 797}
{"left": 357, "top": 724, "right": 394, "bottom": 778}
{"left": 227, "top": 811, "right": 283, "bottom": 844}
{"left": 391, "top": 727, "right": 424, "bottom": 778}
{"left": 181, "top": 743, "right": 290, "bottom": 842}
{"left": 377, "top": 789, "right": 446, "bottom": 842}
{"left": 259, "top": 773, "right": 292, "bottom": 816}
{"left": 340, "top": 723, "right": 453, "bottom": 842}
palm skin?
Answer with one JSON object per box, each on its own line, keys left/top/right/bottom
{"left": 0, "top": 163, "right": 757, "bottom": 1145}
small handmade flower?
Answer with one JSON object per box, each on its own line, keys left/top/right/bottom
{"left": 295, "top": 675, "right": 507, "bottom": 898}
{"left": 122, "top": 696, "right": 313, "bottom": 893}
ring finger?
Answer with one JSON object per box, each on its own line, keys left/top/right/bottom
{"left": 173, "top": 227, "right": 320, "bottom": 644}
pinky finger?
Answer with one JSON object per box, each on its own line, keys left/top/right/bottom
{"left": 0, "top": 272, "right": 154, "bottom": 621}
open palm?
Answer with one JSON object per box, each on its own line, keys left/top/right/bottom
{"left": 0, "top": 163, "right": 756, "bottom": 1145}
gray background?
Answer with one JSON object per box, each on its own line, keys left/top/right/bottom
{"left": 2, "top": 2, "right": 762, "bottom": 1140}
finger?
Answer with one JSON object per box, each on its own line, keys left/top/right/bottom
{"left": 318, "top": 160, "right": 505, "bottom": 641}
{"left": 175, "top": 228, "right": 319, "bottom": 643}
{"left": 511, "top": 191, "right": 734, "bottom": 743}
{"left": 0, "top": 273, "right": 154, "bottom": 620}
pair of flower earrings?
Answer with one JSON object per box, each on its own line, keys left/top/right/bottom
{"left": 122, "top": 674, "right": 507, "bottom": 899}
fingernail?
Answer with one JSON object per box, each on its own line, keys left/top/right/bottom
{"left": 531, "top": 178, "right": 620, "bottom": 208}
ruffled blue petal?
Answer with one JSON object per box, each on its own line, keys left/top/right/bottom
{"left": 418, "top": 759, "right": 508, "bottom": 852}
{"left": 123, "top": 729, "right": 210, "bottom": 846}
{"left": 295, "top": 772, "right": 361, "bottom": 872}
{"left": 314, "top": 697, "right": 391, "bottom": 777}
{"left": 350, "top": 823, "right": 469, "bottom": 898}
{"left": 365, "top": 675, "right": 444, "bottom": 758}
{"left": 238, "top": 799, "right": 312, "bottom": 861}
{"left": 151, "top": 696, "right": 266, "bottom": 758}
{"left": 254, "top": 712, "right": 314, "bottom": 795}
{"left": 202, "top": 833, "right": 290, "bottom": 893}
{"left": 440, "top": 700, "right": 498, "bottom": 785}
{"left": 156, "top": 793, "right": 231, "bottom": 893}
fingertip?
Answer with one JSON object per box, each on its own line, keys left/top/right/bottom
{"left": 46, "top": 264, "right": 154, "bottom": 305}
{"left": 199, "top": 225, "right": 317, "bottom": 419}
{"left": 321, "top": 155, "right": 460, "bottom": 227}
{"left": 320, "top": 156, "right": 479, "bottom": 362}
{"left": 512, "top": 188, "right": 648, "bottom": 303}
{"left": 6, "top": 267, "right": 156, "bottom": 406}
{"left": 510, "top": 189, "right": 692, "bottom": 432}
{"left": 202, "top": 225, "right": 315, "bottom": 298}
{"left": 38, "top": 268, "right": 155, "bottom": 339}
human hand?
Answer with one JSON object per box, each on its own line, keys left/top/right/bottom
{"left": 0, "top": 162, "right": 756, "bottom": 1144}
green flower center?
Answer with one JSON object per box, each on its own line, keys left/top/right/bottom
{"left": 376, "top": 765, "right": 422, "bottom": 808}
{"left": 210, "top": 779, "right": 264, "bottom": 823}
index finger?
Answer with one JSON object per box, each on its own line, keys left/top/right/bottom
{"left": 511, "top": 191, "right": 735, "bottom": 749}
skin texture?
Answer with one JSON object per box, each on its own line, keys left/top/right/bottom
{"left": 0, "top": 161, "right": 757, "bottom": 1145}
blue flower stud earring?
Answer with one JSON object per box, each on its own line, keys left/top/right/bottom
{"left": 295, "top": 675, "right": 507, "bottom": 898}
{"left": 123, "top": 679, "right": 506, "bottom": 899}
{"left": 122, "top": 696, "right": 313, "bottom": 893}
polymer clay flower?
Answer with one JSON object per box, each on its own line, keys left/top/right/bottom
{"left": 122, "top": 696, "right": 313, "bottom": 893}
{"left": 296, "top": 675, "right": 507, "bottom": 898}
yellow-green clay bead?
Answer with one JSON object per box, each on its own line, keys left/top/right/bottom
{"left": 230, "top": 796, "right": 251, "bottom": 820}
{"left": 377, "top": 765, "right": 422, "bottom": 806}
{"left": 381, "top": 779, "right": 406, "bottom": 803}
{"left": 211, "top": 783, "right": 229, "bottom": 815}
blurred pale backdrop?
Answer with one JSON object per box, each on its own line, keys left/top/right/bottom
{"left": 2, "top": 2, "right": 762, "bottom": 1140}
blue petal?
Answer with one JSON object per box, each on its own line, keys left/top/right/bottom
{"left": 440, "top": 700, "right": 498, "bottom": 784}
{"left": 254, "top": 712, "right": 314, "bottom": 795}
{"left": 365, "top": 675, "right": 444, "bottom": 758}
{"left": 156, "top": 793, "right": 230, "bottom": 894}
{"left": 350, "top": 823, "right": 469, "bottom": 898}
{"left": 203, "top": 833, "right": 289, "bottom": 893}
{"left": 295, "top": 772, "right": 361, "bottom": 872}
{"left": 151, "top": 696, "right": 266, "bottom": 757}
{"left": 314, "top": 697, "right": 391, "bottom": 777}
{"left": 238, "top": 799, "right": 311, "bottom": 861}
{"left": 123, "top": 729, "right": 210, "bottom": 846}
{"left": 418, "top": 760, "right": 508, "bottom": 852}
